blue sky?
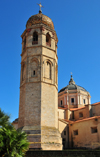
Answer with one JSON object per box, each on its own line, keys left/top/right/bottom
{"left": 0, "top": 0, "right": 100, "bottom": 122}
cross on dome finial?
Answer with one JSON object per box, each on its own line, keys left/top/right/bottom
{"left": 71, "top": 72, "right": 73, "bottom": 77}
{"left": 69, "top": 73, "right": 75, "bottom": 85}
{"left": 37, "top": 3, "right": 44, "bottom": 13}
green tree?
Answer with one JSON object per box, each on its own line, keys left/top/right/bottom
{"left": 0, "top": 109, "right": 29, "bottom": 157}
{"left": 0, "top": 108, "right": 10, "bottom": 127}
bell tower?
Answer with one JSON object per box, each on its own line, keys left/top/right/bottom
{"left": 18, "top": 6, "right": 62, "bottom": 150}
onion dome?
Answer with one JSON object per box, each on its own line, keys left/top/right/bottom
{"left": 26, "top": 12, "right": 54, "bottom": 30}
{"left": 59, "top": 75, "right": 87, "bottom": 93}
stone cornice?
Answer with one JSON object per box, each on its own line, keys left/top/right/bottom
{"left": 20, "top": 81, "right": 58, "bottom": 90}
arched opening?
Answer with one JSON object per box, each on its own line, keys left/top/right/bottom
{"left": 46, "top": 33, "right": 51, "bottom": 47}
{"left": 22, "top": 64, "right": 25, "bottom": 81}
{"left": 31, "top": 58, "right": 38, "bottom": 77}
{"left": 23, "top": 37, "right": 26, "bottom": 50}
{"left": 32, "top": 31, "right": 38, "bottom": 45}
{"left": 33, "top": 70, "right": 35, "bottom": 76}
{"left": 45, "top": 61, "right": 51, "bottom": 79}
{"left": 55, "top": 64, "right": 57, "bottom": 83}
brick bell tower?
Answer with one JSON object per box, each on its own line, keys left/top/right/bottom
{"left": 18, "top": 4, "right": 62, "bottom": 150}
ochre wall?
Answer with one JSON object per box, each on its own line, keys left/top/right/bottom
{"left": 92, "top": 104, "right": 100, "bottom": 116}
{"left": 73, "top": 105, "right": 90, "bottom": 121}
{"left": 58, "top": 120, "right": 69, "bottom": 148}
{"left": 69, "top": 117, "right": 100, "bottom": 149}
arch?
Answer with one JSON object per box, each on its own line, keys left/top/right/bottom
{"left": 32, "top": 31, "right": 38, "bottom": 45}
{"left": 30, "top": 57, "right": 39, "bottom": 77}
{"left": 23, "top": 37, "right": 26, "bottom": 50}
{"left": 31, "top": 57, "right": 39, "bottom": 64}
{"left": 55, "top": 63, "right": 58, "bottom": 84}
{"left": 21, "top": 63, "right": 25, "bottom": 81}
{"left": 46, "top": 32, "right": 51, "bottom": 47}
{"left": 44, "top": 59, "right": 52, "bottom": 79}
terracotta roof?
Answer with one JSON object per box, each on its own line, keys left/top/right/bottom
{"left": 69, "top": 116, "right": 100, "bottom": 124}
{"left": 12, "top": 118, "right": 18, "bottom": 124}
{"left": 58, "top": 107, "right": 67, "bottom": 110}
{"left": 63, "top": 119, "right": 72, "bottom": 123}
{"left": 91, "top": 102, "right": 100, "bottom": 106}
{"left": 70, "top": 106, "right": 85, "bottom": 111}
{"left": 59, "top": 118, "right": 69, "bottom": 124}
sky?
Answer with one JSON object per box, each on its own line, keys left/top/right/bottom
{"left": 0, "top": 0, "right": 100, "bottom": 122}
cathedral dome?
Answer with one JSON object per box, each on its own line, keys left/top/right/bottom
{"left": 26, "top": 12, "right": 54, "bottom": 30}
{"left": 59, "top": 75, "right": 87, "bottom": 93}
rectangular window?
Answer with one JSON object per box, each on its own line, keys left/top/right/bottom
{"left": 73, "top": 130, "right": 78, "bottom": 135}
{"left": 33, "top": 70, "right": 35, "bottom": 75}
{"left": 61, "top": 100, "right": 62, "bottom": 105}
{"left": 79, "top": 112, "right": 83, "bottom": 118}
{"left": 91, "top": 127, "right": 97, "bottom": 133}
{"left": 64, "top": 131, "right": 66, "bottom": 135}
{"left": 71, "top": 98, "right": 74, "bottom": 103}
{"left": 83, "top": 99, "right": 85, "bottom": 104}
{"left": 63, "top": 138, "right": 66, "bottom": 142}
{"left": 72, "top": 111, "right": 74, "bottom": 119}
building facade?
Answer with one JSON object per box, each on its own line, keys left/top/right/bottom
{"left": 58, "top": 76, "right": 100, "bottom": 149}
{"left": 16, "top": 9, "right": 62, "bottom": 150}
{"left": 12, "top": 9, "right": 100, "bottom": 150}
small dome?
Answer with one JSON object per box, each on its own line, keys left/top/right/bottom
{"left": 26, "top": 12, "right": 54, "bottom": 30}
{"left": 59, "top": 75, "right": 87, "bottom": 93}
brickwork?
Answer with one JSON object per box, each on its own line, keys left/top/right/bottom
{"left": 18, "top": 12, "right": 62, "bottom": 150}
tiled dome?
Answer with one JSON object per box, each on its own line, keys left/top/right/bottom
{"left": 26, "top": 12, "right": 54, "bottom": 30}
{"left": 59, "top": 75, "right": 87, "bottom": 93}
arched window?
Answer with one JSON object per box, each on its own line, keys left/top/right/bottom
{"left": 22, "top": 64, "right": 25, "bottom": 81}
{"left": 46, "top": 33, "right": 51, "bottom": 47}
{"left": 45, "top": 61, "right": 51, "bottom": 79}
{"left": 23, "top": 37, "right": 26, "bottom": 50}
{"left": 32, "top": 31, "right": 38, "bottom": 45}
{"left": 55, "top": 64, "right": 57, "bottom": 83}
{"left": 30, "top": 58, "right": 38, "bottom": 77}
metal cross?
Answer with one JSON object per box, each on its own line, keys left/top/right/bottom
{"left": 37, "top": 3, "right": 43, "bottom": 12}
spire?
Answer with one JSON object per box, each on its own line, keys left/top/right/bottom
{"left": 37, "top": 3, "right": 44, "bottom": 13}
{"left": 69, "top": 73, "right": 75, "bottom": 85}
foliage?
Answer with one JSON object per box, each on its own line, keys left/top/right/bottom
{"left": 0, "top": 108, "right": 10, "bottom": 127}
{"left": 0, "top": 109, "right": 29, "bottom": 157}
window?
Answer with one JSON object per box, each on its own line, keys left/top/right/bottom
{"left": 79, "top": 112, "right": 83, "bottom": 118}
{"left": 71, "top": 98, "right": 74, "bottom": 103}
{"left": 73, "top": 130, "right": 78, "bottom": 135}
{"left": 91, "top": 127, "right": 97, "bottom": 133}
{"left": 33, "top": 70, "right": 35, "bottom": 76}
{"left": 63, "top": 138, "right": 66, "bottom": 142}
{"left": 32, "top": 31, "right": 38, "bottom": 45}
{"left": 83, "top": 99, "right": 85, "bottom": 104}
{"left": 31, "top": 59, "right": 38, "bottom": 77}
{"left": 61, "top": 100, "right": 62, "bottom": 106}
{"left": 46, "top": 33, "right": 51, "bottom": 47}
{"left": 64, "top": 131, "right": 66, "bottom": 135}
{"left": 72, "top": 111, "right": 74, "bottom": 119}
{"left": 23, "top": 38, "right": 26, "bottom": 50}
{"left": 47, "top": 61, "right": 51, "bottom": 79}
{"left": 22, "top": 64, "right": 25, "bottom": 81}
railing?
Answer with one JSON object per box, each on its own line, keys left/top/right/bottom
{"left": 46, "top": 42, "right": 51, "bottom": 47}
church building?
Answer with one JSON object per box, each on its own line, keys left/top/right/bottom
{"left": 13, "top": 4, "right": 100, "bottom": 150}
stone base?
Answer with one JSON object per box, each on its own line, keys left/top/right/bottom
{"left": 41, "top": 126, "right": 62, "bottom": 150}
{"left": 22, "top": 125, "right": 62, "bottom": 150}
{"left": 22, "top": 126, "right": 41, "bottom": 149}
